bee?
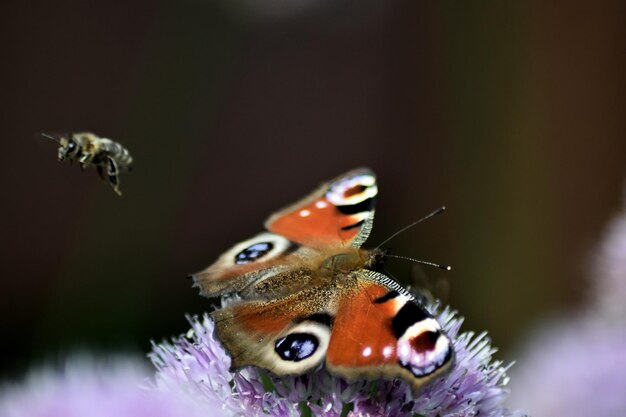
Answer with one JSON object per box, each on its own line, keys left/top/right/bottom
{"left": 42, "top": 132, "right": 133, "bottom": 196}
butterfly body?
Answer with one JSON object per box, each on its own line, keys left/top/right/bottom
{"left": 193, "top": 169, "right": 453, "bottom": 392}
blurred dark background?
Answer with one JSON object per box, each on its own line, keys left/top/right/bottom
{"left": 1, "top": 1, "right": 624, "bottom": 377}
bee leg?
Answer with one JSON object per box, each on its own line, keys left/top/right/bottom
{"left": 96, "top": 164, "right": 106, "bottom": 180}
{"left": 79, "top": 153, "right": 93, "bottom": 169}
{"left": 107, "top": 157, "right": 122, "bottom": 196}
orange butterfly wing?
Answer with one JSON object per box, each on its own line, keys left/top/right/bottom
{"left": 193, "top": 169, "right": 378, "bottom": 296}
{"left": 326, "top": 274, "right": 454, "bottom": 392}
{"left": 265, "top": 168, "right": 377, "bottom": 249}
{"left": 212, "top": 286, "right": 333, "bottom": 376}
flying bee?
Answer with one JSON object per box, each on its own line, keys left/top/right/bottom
{"left": 42, "top": 132, "right": 133, "bottom": 196}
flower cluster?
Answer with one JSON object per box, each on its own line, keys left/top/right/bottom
{"left": 508, "top": 187, "right": 626, "bottom": 417}
{"left": 508, "top": 316, "right": 626, "bottom": 417}
{"left": 0, "top": 357, "right": 210, "bottom": 417}
{"left": 1, "top": 303, "right": 524, "bottom": 417}
{"left": 592, "top": 191, "right": 626, "bottom": 319}
{"left": 150, "top": 305, "right": 523, "bottom": 417}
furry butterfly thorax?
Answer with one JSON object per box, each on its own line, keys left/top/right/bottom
{"left": 191, "top": 168, "right": 454, "bottom": 392}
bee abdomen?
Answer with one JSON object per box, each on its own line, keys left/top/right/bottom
{"left": 99, "top": 138, "right": 133, "bottom": 170}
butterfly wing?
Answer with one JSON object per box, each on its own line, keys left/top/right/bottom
{"left": 325, "top": 271, "right": 454, "bottom": 392}
{"left": 265, "top": 168, "right": 377, "bottom": 249}
{"left": 212, "top": 269, "right": 453, "bottom": 391}
{"left": 211, "top": 282, "right": 334, "bottom": 375}
{"left": 192, "top": 168, "right": 378, "bottom": 297}
{"left": 191, "top": 232, "right": 302, "bottom": 297}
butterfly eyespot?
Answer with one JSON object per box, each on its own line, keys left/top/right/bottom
{"left": 274, "top": 333, "right": 319, "bottom": 362}
{"left": 326, "top": 174, "right": 377, "bottom": 207}
{"left": 396, "top": 317, "right": 453, "bottom": 377}
{"left": 410, "top": 330, "right": 439, "bottom": 351}
{"left": 234, "top": 242, "right": 274, "bottom": 264}
{"left": 343, "top": 184, "right": 367, "bottom": 198}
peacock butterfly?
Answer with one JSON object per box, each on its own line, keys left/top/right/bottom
{"left": 191, "top": 168, "right": 454, "bottom": 392}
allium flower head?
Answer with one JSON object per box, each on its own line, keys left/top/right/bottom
{"left": 0, "top": 305, "right": 524, "bottom": 417}
{"left": 508, "top": 317, "right": 626, "bottom": 417}
{"left": 151, "top": 304, "right": 524, "bottom": 417}
{"left": 0, "top": 356, "right": 214, "bottom": 417}
{"left": 508, "top": 184, "right": 626, "bottom": 417}
{"left": 592, "top": 187, "right": 626, "bottom": 319}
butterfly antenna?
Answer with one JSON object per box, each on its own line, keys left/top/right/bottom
{"left": 40, "top": 133, "right": 60, "bottom": 144}
{"left": 384, "top": 254, "right": 451, "bottom": 271}
{"left": 374, "top": 206, "right": 446, "bottom": 250}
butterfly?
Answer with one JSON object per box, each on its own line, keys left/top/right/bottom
{"left": 191, "top": 168, "right": 454, "bottom": 392}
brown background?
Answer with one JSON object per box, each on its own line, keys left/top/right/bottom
{"left": 1, "top": 0, "right": 624, "bottom": 377}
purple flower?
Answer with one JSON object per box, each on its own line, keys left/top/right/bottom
{"left": 150, "top": 304, "right": 525, "bottom": 417}
{"left": 592, "top": 189, "right": 626, "bottom": 319}
{"left": 508, "top": 186, "right": 626, "bottom": 417}
{"left": 508, "top": 317, "right": 626, "bottom": 417}
{"left": 0, "top": 356, "right": 219, "bottom": 417}
{"left": 0, "top": 304, "right": 523, "bottom": 417}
